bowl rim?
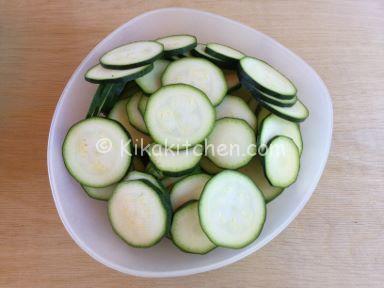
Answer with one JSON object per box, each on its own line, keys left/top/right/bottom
{"left": 47, "top": 7, "right": 333, "bottom": 278}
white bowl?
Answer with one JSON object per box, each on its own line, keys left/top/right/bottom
{"left": 47, "top": 7, "right": 333, "bottom": 277}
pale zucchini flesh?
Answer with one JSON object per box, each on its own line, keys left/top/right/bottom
{"left": 126, "top": 92, "right": 148, "bottom": 133}
{"left": 264, "top": 136, "right": 300, "bottom": 188}
{"left": 206, "top": 43, "right": 244, "bottom": 62}
{"left": 145, "top": 84, "right": 215, "bottom": 148}
{"left": 170, "top": 173, "right": 211, "bottom": 210}
{"left": 156, "top": 35, "right": 197, "bottom": 57}
{"left": 135, "top": 59, "right": 170, "bottom": 94}
{"left": 62, "top": 117, "right": 131, "bottom": 187}
{"left": 206, "top": 118, "right": 256, "bottom": 169}
{"left": 171, "top": 201, "right": 216, "bottom": 254}
{"left": 199, "top": 170, "right": 266, "bottom": 248}
{"left": 258, "top": 98, "right": 309, "bottom": 123}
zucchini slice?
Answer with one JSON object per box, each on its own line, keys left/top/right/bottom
{"left": 199, "top": 170, "right": 266, "bottom": 248}
{"left": 145, "top": 84, "right": 215, "bottom": 148}
{"left": 162, "top": 57, "right": 227, "bottom": 106}
{"left": 239, "top": 57, "right": 297, "bottom": 98}
{"left": 156, "top": 35, "right": 197, "bottom": 57}
{"left": 161, "top": 175, "right": 186, "bottom": 189}
{"left": 241, "top": 79, "right": 297, "bottom": 107}
{"left": 126, "top": 91, "right": 148, "bottom": 133}
{"left": 206, "top": 118, "right": 256, "bottom": 169}
{"left": 108, "top": 98, "right": 152, "bottom": 149}
{"left": 258, "top": 98, "right": 309, "bottom": 123}
{"left": 100, "top": 41, "right": 163, "bottom": 69}
{"left": 238, "top": 156, "right": 284, "bottom": 203}
{"left": 256, "top": 106, "right": 271, "bottom": 131}
{"left": 85, "top": 63, "right": 153, "bottom": 84}
{"left": 135, "top": 59, "right": 170, "bottom": 94}
{"left": 192, "top": 43, "right": 236, "bottom": 69}
{"left": 206, "top": 43, "right": 244, "bottom": 63}
{"left": 258, "top": 114, "right": 303, "bottom": 154}
{"left": 264, "top": 136, "right": 300, "bottom": 188}
{"left": 215, "top": 95, "right": 257, "bottom": 129}
{"left": 62, "top": 117, "right": 131, "bottom": 187}
{"left": 108, "top": 180, "right": 169, "bottom": 248}
{"left": 138, "top": 95, "right": 149, "bottom": 117}
{"left": 147, "top": 144, "right": 203, "bottom": 176}
{"left": 170, "top": 173, "right": 211, "bottom": 211}
{"left": 171, "top": 201, "right": 216, "bottom": 254}
{"left": 199, "top": 157, "right": 223, "bottom": 175}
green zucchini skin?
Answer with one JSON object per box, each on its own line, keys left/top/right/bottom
{"left": 257, "top": 99, "right": 309, "bottom": 123}
{"left": 163, "top": 42, "right": 197, "bottom": 58}
{"left": 191, "top": 45, "right": 237, "bottom": 69}
{"left": 86, "top": 82, "right": 126, "bottom": 118}
{"left": 237, "top": 64, "right": 296, "bottom": 99}
{"left": 205, "top": 43, "right": 244, "bottom": 64}
{"left": 241, "top": 78, "right": 297, "bottom": 107}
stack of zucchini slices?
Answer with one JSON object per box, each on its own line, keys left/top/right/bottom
{"left": 62, "top": 35, "right": 309, "bottom": 254}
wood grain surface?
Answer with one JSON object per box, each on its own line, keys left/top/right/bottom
{"left": 1, "top": 0, "right": 383, "bottom": 287}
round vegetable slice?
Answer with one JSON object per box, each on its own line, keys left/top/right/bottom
{"left": 100, "top": 41, "right": 163, "bottom": 69}
{"left": 215, "top": 95, "right": 257, "bottom": 129}
{"left": 62, "top": 117, "right": 131, "bottom": 187}
{"left": 239, "top": 57, "right": 297, "bottom": 98}
{"left": 264, "top": 136, "right": 300, "bottom": 188}
{"left": 147, "top": 144, "right": 203, "bottom": 176}
{"left": 156, "top": 34, "right": 197, "bottom": 57}
{"left": 199, "top": 157, "right": 223, "bottom": 175}
{"left": 108, "top": 180, "right": 169, "bottom": 248}
{"left": 206, "top": 43, "right": 244, "bottom": 62}
{"left": 258, "top": 98, "right": 309, "bottom": 123}
{"left": 85, "top": 63, "right": 153, "bottom": 84}
{"left": 145, "top": 84, "right": 215, "bottom": 148}
{"left": 199, "top": 170, "right": 266, "bottom": 248}
{"left": 162, "top": 57, "right": 227, "bottom": 106}
{"left": 206, "top": 118, "right": 256, "bottom": 169}
{"left": 192, "top": 43, "right": 236, "bottom": 69}
{"left": 171, "top": 201, "right": 216, "bottom": 254}
{"left": 126, "top": 91, "right": 148, "bottom": 133}
{"left": 258, "top": 114, "right": 303, "bottom": 154}
{"left": 170, "top": 173, "right": 211, "bottom": 210}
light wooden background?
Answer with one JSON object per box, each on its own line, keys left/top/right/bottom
{"left": 1, "top": 0, "right": 383, "bottom": 287}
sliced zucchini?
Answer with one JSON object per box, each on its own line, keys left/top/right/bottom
{"left": 108, "top": 98, "right": 152, "bottom": 149}
{"left": 147, "top": 144, "right": 203, "bottom": 176}
{"left": 135, "top": 59, "right": 170, "bottom": 94}
{"left": 145, "top": 84, "right": 215, "bottom": 148}
{"left": 192, "top": 43, "right": 235, "bottom": 69}
{"left": 85, "top": 63, "right": 153, "bottom": 84}
{"left": 82, "top": 184, "right": 116, "bottom": 201}
{"left": 199, "top": 157, "right": 223, "bottom": 175}
{"left": 171, "top": 201, "right": 216, "bottom": 254}
{"left": 224, "top": 70, "right": 240, "bottom": 91}
{"left": 206, "top": 43, "right": 244, "bottom": 62}
{"left": 238, "top": 156, "right": 284, "bottom": 203}
{"left": 170, "top": 173, "right": 211, "bottom": 211}
{"left": 206, "top": 118, "right": 256, "bottom": 169}
{"left": 258, "top": 98, "right": 309, "bottom": 123}
{"left": 161, "top": 175, "right": 186, "bottom": 189}
{"left": 199, "top": 170, "right": 266, "bottom": 248}
{"left": 87, "top": 82, "right": 126, "bottom": 118}
{"left": 264, "top": 136, "right": 300, "bottom": 187}
{"left": 138, "top": 95, "right": 149, "bottom": 117}
{"left": 162, "top": 57, "right": 227, "bottom": 106}
{"left": 241, "top": 79, "right": 297, "bottom": 107}
{"left": 156, "top": 35, "right": 197, "bottom": 57}
{"left": 215, "top": 95, "right": 257, "bottom": 129}
{"left": 108, "top": 180, "right": 169, "bottom": 247}
{"left": 100, "top": 41, "right": 163, "bottom": 69}
{"left": 126, "top": 91, "right": 148, "bottom": 133}
{"left": 62, "top": 117, "right": 131, "bottom": 187}
{"left": 258, "top": 114, "right": 303, "bottom": 154}
{"left": 239, "top": 57, "right": 297, "bottom": 98}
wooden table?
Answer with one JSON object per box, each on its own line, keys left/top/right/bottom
{"left": 1, "top": 1, "right": 383, "bottom": 287}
